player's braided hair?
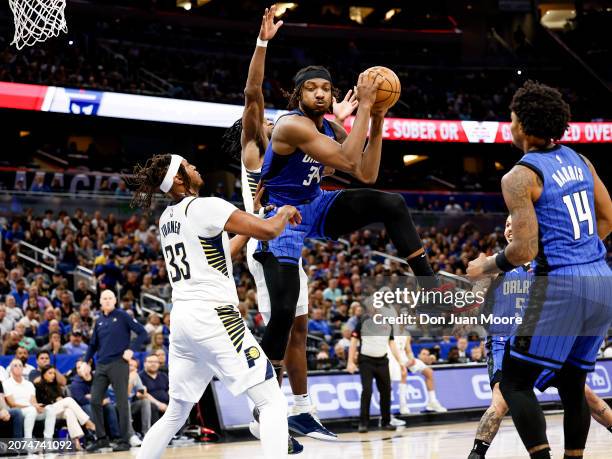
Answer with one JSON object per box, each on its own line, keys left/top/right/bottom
{"left": 284, "top": 65, "right": 339, "bottom": 114}
{"left": 221, "top": 118, "right": 266, "bottom": 162}
{"left": 128, "top": 154, "right": 192, "bottom": 210}
{"left": 221, "top": 119, "right": 244, "bottom": 162}
{"left": 510, "top": 80, "right": 571, "bottom": 141}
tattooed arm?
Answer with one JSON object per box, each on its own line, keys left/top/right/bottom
{"left": 468, "top": 166, "right": 541, "bottom": 278}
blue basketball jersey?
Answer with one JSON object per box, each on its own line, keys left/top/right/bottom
{"left": 517, "top": 144, "right": 606, "bottom": 273}
{"left": 485, "top": 264, "right": 533, "bottom": 336}
{"left": 260, "top": 109, "right": 336, "bottom": 206}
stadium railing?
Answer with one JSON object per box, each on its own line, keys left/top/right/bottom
{"left": 16, "top": 240, "right": 57, "bottom": 273}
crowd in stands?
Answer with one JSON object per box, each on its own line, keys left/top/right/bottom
{"left": 0, "top": 5, "right": 603, "bottom": 122}
{"left": 0, "top": 204, "right": 610, "bottom": 446}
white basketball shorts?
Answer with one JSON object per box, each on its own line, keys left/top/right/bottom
{"left": 168, "top": 301, "right": 272, "bottom": 403}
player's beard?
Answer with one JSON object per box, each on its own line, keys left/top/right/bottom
{"left": 301, "top": 101, "right": 329, "bottom": 118}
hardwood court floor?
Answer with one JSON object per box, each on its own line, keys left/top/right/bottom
{"left": 47, "top": 414, "right": 609, "bottom": 458}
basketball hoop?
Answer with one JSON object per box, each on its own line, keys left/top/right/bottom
{"left": 8, "top": 0, "right": 68, "bottom": 50}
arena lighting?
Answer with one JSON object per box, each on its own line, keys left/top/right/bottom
{"left": 384, "top": 9, "right": 400, "bottom": 21}
{"left": 403, "top": 154, "right": 428, "bottom": 166}
{"left": 540, "top": 9, "right": 576, "bottom": 30}
{"left": 349, "top": 6, "right": 374, "bottom": 24}
{"left": 516, "top": 69, "right": 522, "bottom": 75}
{"left": 494, "top": 161, "right": 504, "bottom": 171}
{"left": 273, "top": 3, "right": 297, "bottom": 17}
{"left": 176, "top": 1, "right": 191, "bottom": 11}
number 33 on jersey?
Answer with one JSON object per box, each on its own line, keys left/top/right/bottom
{"left": 159, "top": 196, "right": 240, "bottom": 306}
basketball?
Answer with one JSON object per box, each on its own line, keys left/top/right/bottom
{"left": 365, "top": 66, "right": 401, "bottom": 110}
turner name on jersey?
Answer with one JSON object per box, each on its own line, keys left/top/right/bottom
{"left": 159, "top": 196, "right": 239, "bottom": 307}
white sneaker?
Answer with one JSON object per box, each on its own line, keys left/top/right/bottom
{"left": 248, "top": 420, "right": 261, "bottom": 439}
{"left": 399, "top": 405, "right": 411, "bottom": 415}
{"left": 389, "top": 416, "right": 406, "bottom": 427}
{"left": 426, "top": 400, "right": 447, "bottom": 413}
{"left": 129, "top": 434, "right": 142, "bottom": 447}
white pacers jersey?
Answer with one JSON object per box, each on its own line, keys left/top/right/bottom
{"left": 159, "top": 196, "right": 239, "bottom": 306}
{"left": 240, "top": 163, "right": 261, "bottom": 214}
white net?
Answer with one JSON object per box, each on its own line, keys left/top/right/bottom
{"left": 8, "top": 0, "right": 68, "bottom": 50}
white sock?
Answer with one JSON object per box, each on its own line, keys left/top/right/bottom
{"left": 428, "top": 390, "right": 438, "bottom": 403}
{"left": 137, "top": 397, "right": 193, "bottom": 459}
{"left": 293, "top": 394, "right": 311, "bottom": 414}
{"left": 248, "top": 378, "right": 288, "bottom": 459}
{"left": 399, "top": 383, "right": 408, "bottom": 408}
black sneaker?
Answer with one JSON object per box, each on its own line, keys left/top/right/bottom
{"left": 112, "top": 441, "right": 131, "bottom": 452}
{"left": 381, "top": 424, "right": 397, "bottom": 431}
{"left": 86, "top": 438, "right": 110, "bottom": 452}
{"left": 358, "top": 424, "right": 368, "bottom": 433}
{"left": 468, "top": 452, "right": 486, "bottom": 459}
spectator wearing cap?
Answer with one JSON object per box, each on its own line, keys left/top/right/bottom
{"left": 94, "top": 244, "right": 111, "bottom": 266}
{"left": 63, "top": 331, "right": 88, "bottom": 356}
{"left": 94, "top": 253, "right": 123, "bottom": 291}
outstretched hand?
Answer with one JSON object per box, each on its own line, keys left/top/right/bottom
{"left": 259, "top": 5, "right": 283, "bottom": 41}
{"left": 333, "top": 89, "right": 359, "bottom": 123}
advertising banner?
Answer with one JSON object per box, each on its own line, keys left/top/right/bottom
{"left": 212, "top": 360, "right": 612, "bottom": 429}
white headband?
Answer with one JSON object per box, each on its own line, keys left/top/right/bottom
{"left": 159, "top": 154, "right": 184, "bottom": 193}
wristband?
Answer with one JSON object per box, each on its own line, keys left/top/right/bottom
{"left": 256, "top": 38, "right": 268, "bottom": 48}
{"left": 495, "top": 250, "right": 518, "bottom": 272}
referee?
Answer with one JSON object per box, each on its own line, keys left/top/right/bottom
{"left": 84, "top": 289, "right": 147, "bottom": 452}
{"left": 347, "top": 300, "right": 405, "bottom": 433}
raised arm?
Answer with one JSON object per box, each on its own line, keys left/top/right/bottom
{"left": 358, "top": 110, "right": 387, "bottom": 184}
{"left": 581, "top": 154, "right": 612, "bottom": 240}
{"left": 272, "top": 70, "right": 381, "bottom": 181}
{"left": 241, "top": 6, "right": 283, "bottom": 165}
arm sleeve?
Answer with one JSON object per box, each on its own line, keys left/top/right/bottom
{"left": 186, "top": 198, "right": 238, "bottom": 238}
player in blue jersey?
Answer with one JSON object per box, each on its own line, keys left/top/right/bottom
{"left": 253, "top": 64, "right": 450, "bottom": 432}
{"left": 220, "top": 6, "right": 356, "bottom": 446}
{"left": 468, "top": 216, "right": 612, "bottom": 459}
{"left": 467, "top": 81, "right": 612, "bottom": 459}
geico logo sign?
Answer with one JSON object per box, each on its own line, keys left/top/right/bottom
{"left": 472, "top": 374, "right": 492, "bottom": 400}
{"left": 588, "top": 365, "right": 611, "bottom": 393}
{"left": 391, "top": 377, "right": 427, "bottom": 410}
{"left": 282, "top": 379, "right": 429, "bottom": 412}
